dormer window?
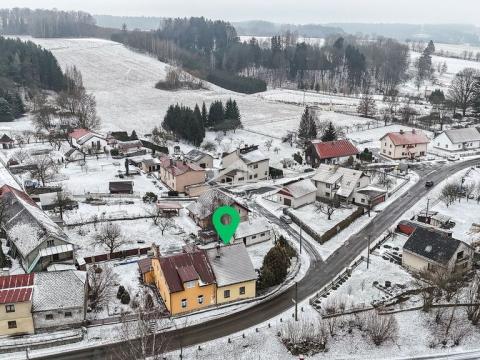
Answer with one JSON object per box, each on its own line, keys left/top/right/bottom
{"left": 184, "top": 280, "right": 196, "bottom": 289}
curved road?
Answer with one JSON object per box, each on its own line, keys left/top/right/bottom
{"left": 35, "top": 159, "right": 480, "bottom": 360}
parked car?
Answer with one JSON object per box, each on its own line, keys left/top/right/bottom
{"left": 447, "top": 154, "right": 460, "bottom": 161}
{"left": 425, "top": 181, "right": 434, "bottom": 188}
{"left": 280, "top": 215, "right": 292, "bottom": 224}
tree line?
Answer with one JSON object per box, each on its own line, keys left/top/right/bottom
{"left": 161, "top": 99, "right": 242, "bottom": 145}
{"left": 0, "top": 36, "right": 66, "bottom": 122}
{"left": 0, "top": 8, "right": 101, "bottom": 38}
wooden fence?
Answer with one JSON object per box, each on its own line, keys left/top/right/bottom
{"left": 78, "top": 247, "right": 151, "bottom": 268}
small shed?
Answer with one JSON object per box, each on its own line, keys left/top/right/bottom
{"left": 109, "top": 181, "right": 134, "bottom": 194}
{"left": 156, "top": 201, "right": 183, "bottom": 217}
{"left": 138, "top": 258, "right": 154, "bottom": 284}
{"left": 0, "top": 134, "right": 14, "bottom": 149}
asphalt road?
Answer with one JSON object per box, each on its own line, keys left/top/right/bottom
{"left": 33, "top": 159, "right": 480, "bottom": 360}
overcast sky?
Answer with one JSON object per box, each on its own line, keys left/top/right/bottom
{"left": 2, "top": 0, "right": 480, "bottom": 25}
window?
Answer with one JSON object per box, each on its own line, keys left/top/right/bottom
{"left": 181, "top": 299, "right": 187, "bottom": 308}
{"left": 254, "top": 174, "right": 258, "bottom": 178}
{"left": 361, "top": 198, "right": 365, "bottom": 203}
{"left": 437, "top": 142, "right": 440, "bottom": 146}
{"left": 264, "top": 171, "right": 268, "bottom": 176}
{"left": 238, "top": 177, "right": 244, "bottom": 181}
{"left": 249, "top": 175, "right": 253, "bottom": 180}
{"left": 5, "top": 304, "right": 15, "bottom": 313}
{"left": 239, "top": 286, "right": 246, "bottom": 295}
{"left": 457, "top": 251, "right": 464, "bottom": 260}
{"left": 325, "top": 192, "right": 330, "bottom": 197}
{"left": 403, "top": 145, "right": 405, "bottom": 148}
{"left": 198, "top": 295, "right": 204, "bottom": 304}
{"left": 224, "top": 290, "right": 230, "bottom": 299}
{"left": 8, "top": 321, "right": 17, "bottom": 329}
{"left": 45, "top": 314, "right": 54, "bottom": 320}
{"left": 47, "top": 240, "right": 54, "bottom": 247}
{"left": 326, "top": 184, "right": 330, "bottom": 189}
{"left": 458, "top": 145, "right": 461, "bottom": 148}
{"left": 253, "top": 164, "right": 258, "bottom": 169}
{"left": 65, "top": 311, "right": 72, "bottom": 318}
{"left": 260, "top": 233, "right": 265, "bottom": 237}
{"left": 252, "top": 235, "right": 257, "bottom": 239}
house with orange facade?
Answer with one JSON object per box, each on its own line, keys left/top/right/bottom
{"left": 152, "top": 249, "right": 216, "bottom": 315}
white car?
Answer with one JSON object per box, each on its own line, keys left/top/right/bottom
{"left": 447, "top": 154, "right": 460, "bottom": 162}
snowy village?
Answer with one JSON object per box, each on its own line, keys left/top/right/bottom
{"left": 1, "top": 4, "right": 480, "bottom": 360}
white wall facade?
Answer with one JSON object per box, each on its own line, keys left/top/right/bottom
{"left": 434, "top": 132, "right": 480, "bottom": 152}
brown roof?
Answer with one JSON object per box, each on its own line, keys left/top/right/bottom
{"left": 0, "top": 134, "right": 13, "bottom": 143}
{"left": 109, "top": 181, "right": 133, "bottom": 192}
{"left": 311, "top": 140, "right": 359, "bottom": 160}
{"left": 138, "top": 258, "right": 153, "bottom": 274}
{"left": 159, "top": 250, "right": 215, "bottom": 293}
{"left": 159, "top": 157, "right": 204, "bottom": 177}
{"left": 381, "top": 130, "right": 429, "bottom": 146}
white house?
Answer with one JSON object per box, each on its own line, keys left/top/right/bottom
{"left": 380, "top": 129, "right": 429, "bottom": 160}
{"left": 433, "top": 128, "right": 480, "bottom": 152}
{"left": 276, "top": 179, "right": 317, "bottom": 209}
{"left": 68, "top": 129, "right": 107, "bottom": 152}
{"left": 32, "top": 270, "right": 87, "bottom": 330}
{"left": 184, "top": 149, "right": 214, "bottom": 169}
{"left": 64, "top": 147, "right": 85, "bottom": 162}
{"left": 234, "top": 218, "right": 272, "bottom": 246}
{"left": 218, "top": 145, "right": 269, "bottom": 185}
{"left": 312, "top": 164, "right": 371, "bottom": 204}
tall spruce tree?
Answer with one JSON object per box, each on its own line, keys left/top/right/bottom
{"left": 321, "top": 122, "right": 337, "bottom": 142}
{"left": 201, "top": 102, "right": 208, "bottom": 126}
{"left": 0, "top": 98, "right": 14, "bottom": 122}
{"left": 297, "top": 106, "right": 317, "bottom": 146}
{"left": 208, "top": 101, "right": 225, "bottom": 127}
{"left": 223, "top": 98, "right": 242, "bottom": 132}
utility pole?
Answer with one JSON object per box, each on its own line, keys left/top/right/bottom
{"left": 294, "top": 281, "right": 298, "bottom": 321}
{"left": 367, "top": 235, "right": 371, "bottom": 269}
{"left": 426, "top": 198, "right": 430, "bottom": 219}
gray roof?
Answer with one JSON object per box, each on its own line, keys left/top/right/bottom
{"left": 282, "top": 179, "right": 317, "bottom": 198}
{"left": 185, "top": 149, "right": 211, "bottom": 162}
{"left": 235, "top": 218, "right": 271, "bottom": 239}
{"left": 443, "top": 128, "right": 480, "bottom": 144}
{"left": 205, "top": 243, "right": 257, "bottom": 287}
{"left": 2, "top": 187, "right": 72, "bottom": 258}
{"left": 32, "top": 271, "right": 86, "bottom": 312}
{"left": 240, "top": 149, "right": 269, "bottom": 164}
{"left": 186, "top": 189, "right": 248, "bottom": 220}
{"left": 403, "top": 227, "right": 465, "bottom": 266}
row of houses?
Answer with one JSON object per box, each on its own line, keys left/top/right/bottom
{"left": 139, "top": 243, "right": 257, "bottom": 315}
{"left": 0, "top": 271, "right": 87, "bottom": 336}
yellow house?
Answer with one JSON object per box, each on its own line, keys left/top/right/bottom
{"left": 205, "top": 243, "right": 257, "bottom": 305}
{"left": 152, "top": 249, "right": 216, "bottom": 315}
{"left": 0, "top": 274, "right": 35, "bottom": 336}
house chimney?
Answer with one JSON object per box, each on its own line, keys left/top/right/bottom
{"left": 399, "top": 129, "right": 404, "bottom": 135}
{"left": 412, "top": 129, "right": 416, "bottom": 134}
{"left": 216, "top": 243, "right": 221, "bottom": 259}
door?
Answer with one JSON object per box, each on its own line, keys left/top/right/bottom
{"left": 284, "top": 198, "right": 292, "bottom": 206}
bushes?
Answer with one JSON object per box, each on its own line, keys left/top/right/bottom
{"left": 117, "top": 285, "right": 131, "bottom": 305}
{"left": 110, "top": 148, "right": 120, "bottom": 157}
{"left": 206, "top": 70, "right": 267, "bottom": 94}
{"left": 257, "top": 236, "right": 296, "bottom": 290}
{"left": 143, "top": 192, "right": 158, "bottom": 203}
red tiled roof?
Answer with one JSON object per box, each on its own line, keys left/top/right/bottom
{"left": 0, "top": 185, "right": 38, "bottom": 207}
{"left": 312, "top": 140, "right": 359, "bottom": 160}
{"left": 381, "top": 130, "right": 429, "bottom": 146}
{"left": 0, "top": 288, "right": 33, "bottom": 304}
{"left": 159, "top": 250, "right": 215, "bottom": 293}
{"left": 69, "top": 128, "right": 91, "bottom": 140}
{"left": 0, "top": 273, "right": 34, "bottom": 289}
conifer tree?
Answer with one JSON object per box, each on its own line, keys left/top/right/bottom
{"left": 208, "top": 100, "right": 225, "bottom": 127}
{"left": 321, "top": 122, "right": 337, "bottom": 142}
{"left": 297, "top": 106, "right": 317, "bottom": 146}
{"left": 0, "top": 98, "right": 14, "bottom": 122}
{"left": 201, "top": 102, "right": 208, "bottom": 125}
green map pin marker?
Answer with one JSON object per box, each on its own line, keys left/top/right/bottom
{"left": 212, "top": 206, "right": 240, "bottom": 245}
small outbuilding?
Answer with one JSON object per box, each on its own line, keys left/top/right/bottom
{"left": 0, "top": 134, "right": 14, "bottom": 149}
{"left": 109, "top": 181, "right": 134, "bottom": 194}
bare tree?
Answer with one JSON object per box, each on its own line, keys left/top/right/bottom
{"left": 357, "top": 93, "right": 377, "bottom": 118}
{"left": 157, "top": 217, "right": 175, "bottom": 236}
{"left": 280, "top": 318, "right": 328, "bottom": 355}
{"left": 315, "top": 200, "right": 339, "bottom": 220}
{"left": 377, "top": 172, "right": 394, "bottom": 190}
{"left": 366, "top": 312, "right": 398, "bottom": 346}
{"left": 440, "top": 182, "right": 460, "bottom": 207}
{"left": 94, "top": 222, "right": 127, "bottom": 255}
{"left": 264, "top": 139, "right": 273, "bottom": 152}
{"left": 116, "top": 291, "right": 168, "bottom": 360}
{"left": 12, "top": 149, "right": 29, "bottom": 164}
{"left": 28, "top": 155, "right": 58, "bottom": 186}
{"left": 448, "top": 68, "right": 479, "bottom": 116}
{"left": 88, "top": 265, "right": 116, "bottom": 311}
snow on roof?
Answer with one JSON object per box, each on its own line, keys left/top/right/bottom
{"left": 205, "top": 243, "right": 257, "bottom": 287}
{"left": 159, "top": 156, "right": 204, "bottom": 176}
{"left": 77, "top": 132, "right": 105, "bottom": 145}
{"left": 282, "top": 179, "right": 317, "bottom": 198}
{"left": 235, "top": 218, "right": 271, "bottom": 239}
{"left": 0, "top": 288, "right": 33, "bottom": 304}
{"left": 311, "top": 139, "right": 359, "bottom": 160}
{"left": 1, "top": 185, "right": 71, "bottom": 258}
{"left": 442, "top": 128, "right": 480, "bottom": 144}
{"left": 0, "top": 274, "right": 34, "bottom": 289}
{"left": 381, "top": 130, "right": 429, "bottom": 146}
{"left": 68, "top": 129, "right": 91, "bottom": 140}
{"left": 187, "top": 189, "right": 248, "bottom": 220}
{"left": 313, "top": 165, "right": 365, "bottom": 198}
{"left": 185, "top": 149, "right": 211, "bottom": 162}
{"left": 32, "top": 271, "right": 86, "bottom": 312}
{"left": 0, "top": 134, "right": 13, "bottom": 143}
{"left": 240, "top": 149, "right": 269, "bottom": 164}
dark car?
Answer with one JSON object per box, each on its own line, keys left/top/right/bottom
{"left": 425, "top": 181, "right": 434, "bottom": 188}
